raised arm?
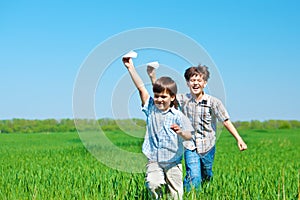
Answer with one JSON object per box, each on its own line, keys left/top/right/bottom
{"left": 147, "top": 65, "right": 157, "bottom": 85}
{"left": 223, "top": 119, "right": 248, "bottom": 151}
{"left": 122, "top": 57, "right": 149, "bottom": 106}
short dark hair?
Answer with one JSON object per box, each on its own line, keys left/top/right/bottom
{"left": 184, "top": 64, "right": 210, "bottom": 81}
{"left": 153, "top": 76, "right": 178, "bottom": 109}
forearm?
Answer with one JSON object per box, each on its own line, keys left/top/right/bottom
{"left": 127, "top": 67, "right": 145, "bottom": 91}
{"left": 149, "top": 73, "right": 156, "bottom": 85}
{"left": 178, "top": 130, "right": 192, "bottom": 140}
{"left": 127, "top": 67, "right": 149, "bottom": 104}
{"left": 223, "top": 120, "right": 243, "bottom": 141}
{"left": 147, "top": 66, "right": 157, "bottom": 85}
{"left": 223, "top": 119, "right": 247, "bottom": 151}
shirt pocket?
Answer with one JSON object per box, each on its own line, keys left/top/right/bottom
{"left": 200, "top": 105, "right": 212, "bottom": 125}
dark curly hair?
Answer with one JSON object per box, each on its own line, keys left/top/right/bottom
{"left": 184, "top": 64, "right": 210, "bottom": 81}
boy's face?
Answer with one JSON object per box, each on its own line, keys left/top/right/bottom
{"left": 187, "top": 74, "right": 207, "bottom": 95}
{"left": 153, "top": 90, "right": 175, "bottom": 111}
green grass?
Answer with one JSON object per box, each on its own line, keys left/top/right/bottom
{"left": 0, "top": 129, "right": 299, "bottom": 199}
{"left": 201, "top": 128, "right": 300, "bottom": 199}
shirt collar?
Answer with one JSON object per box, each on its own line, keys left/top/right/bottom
{"left": 187, "top": 92, "right": 208, "bottom": 104}
{"left": 159, "top": 106, "right": 177, "bottom": 115}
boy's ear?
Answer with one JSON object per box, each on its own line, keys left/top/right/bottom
{"left": 171, "top": 95, "right": 176, "bottom": 101}
{"left": 204, "top": 81, "right": 207, "bottom": 87}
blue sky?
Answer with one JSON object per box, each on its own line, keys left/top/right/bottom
{"left": 1, "top": 0, "right": 299, "bottom": 121}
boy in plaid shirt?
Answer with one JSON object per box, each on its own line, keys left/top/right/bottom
{"left": 147, "top": 64, "right": 247, "bottom": 191}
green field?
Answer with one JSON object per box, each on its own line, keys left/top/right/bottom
{"left": 0, "top": 129, "right": 299, "bottom": 199}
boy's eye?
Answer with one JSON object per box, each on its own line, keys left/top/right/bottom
{"left": 154, "top": 95, "right": 168, "bottom": 99}
{"left": 190, "top": 79, "right": 202, "bottom": 83}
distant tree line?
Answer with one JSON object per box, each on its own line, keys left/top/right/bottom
{"left": 0, "top": 118, "right": 299, "bottom": 134}
{"left": 0, "top": 118, "right": 146, "bottom": 133}
{"left": 234, "top": 120, "right": 300, "bottom": 130}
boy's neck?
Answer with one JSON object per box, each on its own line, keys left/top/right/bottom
{"left": 192, "top": 91, "right": 204, "bottom": 103}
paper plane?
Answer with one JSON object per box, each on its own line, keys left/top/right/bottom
{"left": 122, "top": 50, "right": 138, "bottom": 58}
{"left": 147, "top": 61, "right": 159, "bottom": 69}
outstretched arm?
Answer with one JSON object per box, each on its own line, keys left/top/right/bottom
{"left": 122, "top": 57, "right": 149, "bottom": 106}
{"left": 147, "top": 65, "right": 157, "bottom": 85}
{"left": 223, "top": 119, "right": 248, "bottom": 151}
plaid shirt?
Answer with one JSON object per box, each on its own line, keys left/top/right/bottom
{"left": 177, "top": 93, "right": 229, "bottom": 153}
{"left": 142, "top": 97, "right": 194, "bottom": 167}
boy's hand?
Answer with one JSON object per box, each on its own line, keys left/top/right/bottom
{"left": 238, "top": 140, "right": 248, "bottom": 151}
{"left": 147, "top": 66, "right": 156, "bottom": 84}
{"left": 170, "top": 124, "right": 181, "bottom": 134}
{"left": 147, "top": 65, "right": 156, "bottom": 78}
{"left": 122, "top": 57, "right": 134, "bottom": 69}
{"left": 171, "top": 124, "right": 192, "bottom": 140}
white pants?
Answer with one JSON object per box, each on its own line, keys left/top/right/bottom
{"left": 146, "top": 162, "right": 183, "bottom": 200}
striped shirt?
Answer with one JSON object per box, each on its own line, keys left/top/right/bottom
{"left": 142, "top": 97, "right": 194, "bottom": 167}
{"left": 177, "top": 93, "right": 229, "bottom": 154}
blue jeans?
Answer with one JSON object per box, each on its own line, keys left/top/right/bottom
{"left": 183, "top": 146, "right": 215, "bottom": 192}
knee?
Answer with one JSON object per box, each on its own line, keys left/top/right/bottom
{"left": 146, "top": 181, "right": 164, "bottom": 199}
{"left": 146, "top": 180, "right": 163, "bottom": 191}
